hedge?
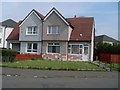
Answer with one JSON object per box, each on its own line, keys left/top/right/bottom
{"left": 96, "top": 42, "right": 120, "bottom": 54}
{"left": 1, "top": 49, "right": 17, "bottom": 62}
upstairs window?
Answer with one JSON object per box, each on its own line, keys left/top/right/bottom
{"left": 48, "top": 25, "right": 59, "bottom": 34}
{"left": 26, "top": 26, "right": 38, "bottom": 35}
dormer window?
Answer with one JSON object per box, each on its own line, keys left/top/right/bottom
{"left": 26, "top": 26, "right": 38, "bottom": 35}
{"left": 47, "top": 25, "right": 59, "bottom": 34}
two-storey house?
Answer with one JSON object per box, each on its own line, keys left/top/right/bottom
{"left": 0, "top": 19, "right": 16, "bottom": 49}
{"left": 7, "top": 8, "right": 95, "bottom": 61}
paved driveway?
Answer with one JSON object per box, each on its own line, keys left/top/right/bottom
{"left": 1, "top": 67, "right": 119, "bottom": 88}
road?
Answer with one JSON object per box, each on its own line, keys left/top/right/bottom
{"left": 1, "top": 67, "right": 119, "bottom": 88}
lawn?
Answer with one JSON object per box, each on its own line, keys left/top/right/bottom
{"left": 1, "top": 59, "right": 105, "bottom": 71}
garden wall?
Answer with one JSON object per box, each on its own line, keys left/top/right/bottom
{"left": 16, "top": 54, "right": 42, "bottom": 60}
{"left": 98, "top": 53, "right": 120, "bottom": 64}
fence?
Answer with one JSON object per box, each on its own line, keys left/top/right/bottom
{"left": 16, "top": 54, "right": 42, "bottom": 60}
{"left": 98, "top": 53, "right": 120, "bottom": 64}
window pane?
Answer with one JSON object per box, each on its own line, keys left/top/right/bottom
{"left": 0, "top": 39, "right": 1, "bottom": 43}
{"left": 55, "top": 43, "right": 59, "bottom": 45}
{"left": 68, "top": 49, "right": 70, "bottom": 53}
{"left": 79, "top": 45, "right": 83, "bottom": 48}
{"left": 48, "top": 43, "right": 53, "bottom": 45}
{"left": 33, "top": 27, "right": 37, "bottom": 34}
{"left": 72, "top": 45, "right": 79, "bottom": 54}
{"left": 79, "top": 49, "right": 82, "bottom": 54}
{"left": 28, "top": 27, "right": 32, "bottom": 34}
{"left": 27, "top": 43, "right": 32, "bottom": 49}
{"left": 27, "top": 49, "right": 31, "bottom": 52}
{"left": 68, "top": 45, "right": 71, "bottom": 48}
{"left": 0, "top": 28, "right": 2, "bottom": 33}
{"left": 48, "top": 46, "right": 52, "bottom": 53}
{"left": 84, "top": 47, "right": 88, "bottom": 54}
{"left": 33, "top": 43, "right": 37, "bottom": 49}
{"left": 56, "top": 46, "right": 60, "bottom": 53}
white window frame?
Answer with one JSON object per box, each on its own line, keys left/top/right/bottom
{"left": 47, "top": 43, "right": 60, "bottom": 54}
{"left": 26, "top": 26, "right": 38, "bottom": 35}
{"left": 83, "top": 44, "right": 89, "bottom": 55}
{"left": 47, "top": 25, "right": 59, "bottom": 34}
{"left": 68, "top": 44, "right": 83, "bottom": 55}
{"left": 26, "top": 43, "right": 38, "bottom": 53}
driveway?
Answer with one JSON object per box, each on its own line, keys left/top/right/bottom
{"left": 1, "top": 67, "right": 119, "bottom": 88}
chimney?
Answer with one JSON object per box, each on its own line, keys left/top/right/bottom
{"left": 74, "top": 15, "right": 76, "bottom": 18}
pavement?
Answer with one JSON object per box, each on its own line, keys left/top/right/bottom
{"left": 1, "top": 67, "right": 119, "bottom": 88}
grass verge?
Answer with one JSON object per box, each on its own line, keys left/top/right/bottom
{"left": 1, "top": 59, "right": 105, "bottom": 71}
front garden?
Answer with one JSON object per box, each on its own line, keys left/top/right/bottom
{"left": 1, "top": 59, "right": 105, "bottom": 71}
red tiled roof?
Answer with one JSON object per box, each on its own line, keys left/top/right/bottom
{"left": 6, "top": 21, "right": 22, "bottom": 40}
{"left": 67, "top": 17, "right": 94, "bottom": 41}
{"left": 33, "top": 9, "right": 44, "bottom": 20}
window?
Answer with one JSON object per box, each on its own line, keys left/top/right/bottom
{"left": 0, "top": 38, "right": 1, "bottom": 43}
{"left": 0, "top": 28, "right": 2, "bottom": 33}
{"left": 26, "top": 26, "right": 38, "bottom": 35}
{"left": 48, "top": 43, "right": 60, "bottom": 53}
{"left": 26, "top": 43, "right": 37, "bottom": 53}
{"left": 48, "top": 25, "right": 59, "bottom": 34}
{"left": 84, "top": 44, "right": 89, "bottom": 55}
{"left": 68, "top": 44, "right": 83, "bottom": 54}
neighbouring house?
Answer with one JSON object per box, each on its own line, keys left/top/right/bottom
{"left": 95, "top": 35, "right": 119, "bottom": 45}
{"left": 0, "top": 19, "right": 17, "bottom": 48}
{"left": 7, "top": 8, "right": 95, "bottom": 61}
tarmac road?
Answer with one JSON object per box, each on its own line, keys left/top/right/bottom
{"left": 1, "top": 67, "right": 119, "bottom": 88}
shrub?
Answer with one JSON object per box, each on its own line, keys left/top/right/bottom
{"left": 96, "top": 42, "right": 120, "bottom": 54}
{"left": 1, "top": 49, "right": 17, "bottom": 62}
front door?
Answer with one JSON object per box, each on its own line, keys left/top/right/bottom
{"left": 82, "top": 45, "right": 89, "bottom": 61}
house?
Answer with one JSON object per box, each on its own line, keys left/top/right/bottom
{"left": 95, "top": 35, "right": 118, "bottom": 45}
{"left": 0, "top": 19, "right": 17, "bottom": 48}
{"left": 7, "top": 8, "right": 95, "bottom": 61}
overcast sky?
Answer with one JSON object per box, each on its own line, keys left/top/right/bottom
{"left": 1, "top": 2, "right": 118, "bottom": 40}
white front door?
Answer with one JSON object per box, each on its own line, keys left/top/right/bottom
{"left": 82, "top": 45, "right": 89, "bottom": 61}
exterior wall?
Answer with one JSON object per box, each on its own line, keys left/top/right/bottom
{"left": 43, "top": 12, "right": 69, "bottom": 41}
{"left": 68, "top": 42, "right": 91, "bottom": 61}
{"left": 0, "top": 26, "right": 13, "bottom": 48}
{"left": 20, "top": 41, "right": 42, "bottom": 54}
{"left": 42, "top": 41, "right": 91, "bottom": 61}
{"left": 19, "top": 12, "right": 42, "bottom": 41}
{"left": 42, "top": 41, "right": 68, "bottom": 61}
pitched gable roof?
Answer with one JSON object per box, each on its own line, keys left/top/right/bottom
{"left": 67, "top": 17, "right": 94, "bottom": 41}
{"left": 44, "top": 7, "right": 71, "bottom": 26}
{"left": 19, "top": 9, "right": 44, "bottom": 27}
{"left": 95, "top": 35, "right": 118, "bottom": 43}
{"left": 6, "top": 21, "right": 22, "bottom": 41}
{"left": 0, "top": 19, "right": 17, "bottom": 28}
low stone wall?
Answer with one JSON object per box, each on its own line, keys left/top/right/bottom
{"left": 42, "top": 54, "right": 83, "bottom": 61}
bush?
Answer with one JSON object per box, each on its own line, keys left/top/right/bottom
{"left": 1, "top": 49, "right": 17, "bottom": 62}
{"left": 96, "top": 42, "right": 120, "bottom": 54}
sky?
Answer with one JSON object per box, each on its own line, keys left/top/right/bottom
{"left": 0, "top": 2, "right": 119, "bottom": 40}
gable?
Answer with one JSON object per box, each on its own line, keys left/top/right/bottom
{"left": 44, "top": 8, "right": 70, "bottom": 26}
{"left": 19, "top": 9, "right": 44, "bottom": 27}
